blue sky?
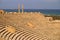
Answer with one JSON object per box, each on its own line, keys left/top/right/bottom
{"left": 0, "top": 0, "right": 60, "bottom": 9}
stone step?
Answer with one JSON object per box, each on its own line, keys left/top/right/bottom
{"left": 0, "top": 25, "right": 48, "bottom": 40}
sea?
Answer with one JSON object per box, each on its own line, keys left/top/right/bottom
{"left": 3, "top": 9, "right": 60, "bottom": 16}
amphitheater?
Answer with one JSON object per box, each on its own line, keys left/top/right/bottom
{"left": 0, "top": 9, "right": 60, "bottom": 40}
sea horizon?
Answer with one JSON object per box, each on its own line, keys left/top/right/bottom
{"left": 2, "top": 9, "right": 60, "bottom": 15}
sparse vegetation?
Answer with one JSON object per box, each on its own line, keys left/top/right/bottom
{"left": 45, "top": 15, "right": 60, "bottom": 20}
{"left": 0, "top": 12, "right": 60, "bottom": 40}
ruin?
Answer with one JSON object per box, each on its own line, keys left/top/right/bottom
{"left": 0, "top": 4, "right": 60, "bottom": 40}
{"left": 0, "top": 10, "right": 4, "bottom": 14}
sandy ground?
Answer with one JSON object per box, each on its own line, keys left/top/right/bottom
{"left": 0, "top": 12, "right": 60, "bottom": 40}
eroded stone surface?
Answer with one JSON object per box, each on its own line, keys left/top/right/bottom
{"left": 0, "top": 12, "right": 60, "bottom": 40}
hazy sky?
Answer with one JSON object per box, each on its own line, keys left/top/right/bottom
{"left": 0, "top": 0, "right": 60, "bottom": 9}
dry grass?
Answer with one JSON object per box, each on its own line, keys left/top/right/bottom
{"left": 0, "top": 12, "right": 60, "bottom": 40}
